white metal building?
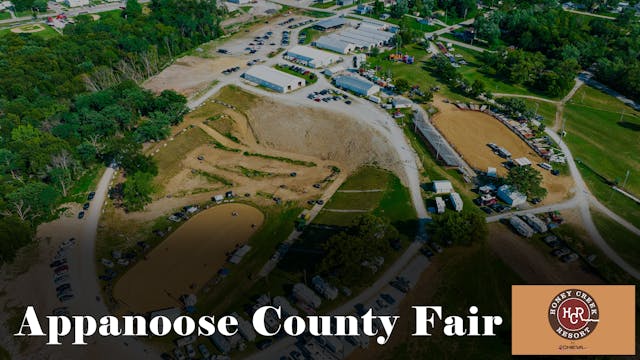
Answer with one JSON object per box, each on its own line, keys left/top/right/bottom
{"left": 449, "top": 192, "right": 463, "bottom": 212}
{"left": 285, "top": 45, "right": 341, "bottom": 68}
{"left": 334, "top": 75, "right": 379, "bottom": 96}
{"left": 315, "top": 25, "right": 395, "bottom": 54}
{"left": 432, "top": 180, "right": 453, "bottom": 194}
{"left": 497, "top": 185, "right": 527, "bottom": 206}
{"left": 65, "top": 0, "right": 89, "bottom": 7}
{"left": 314, "top": 36, "right": 356, "bottom": 54}
{"left": 243, "top": 65, "right": 305, "bottom": 93}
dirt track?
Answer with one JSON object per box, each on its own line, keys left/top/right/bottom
{"left": 431, "top": 97, "right": 573, "bottom": 204}
{"left": 113, "top": 203, "right": 263, "bottom": 313}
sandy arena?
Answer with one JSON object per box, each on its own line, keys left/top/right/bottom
{"left": 431, "top": 97, "right": 574, "bottom": 204}
{"left": 113, "top": 203, "right": 263, "bottom": 313}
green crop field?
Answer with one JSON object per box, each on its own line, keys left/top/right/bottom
{"left": 564, "top": 86, "right": 640, "bottom": 224}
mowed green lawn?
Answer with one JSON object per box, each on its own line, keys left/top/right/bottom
{"left": 593, "top": 211, "right": 640, "bottom": 271}
{"left": 521, "top": 98, "right": 558, "bottom": 126}
{"left": 0, "top": 24, "right": 60, "bottom": 39}
{"left": 564, "top": 86, "right": 640, "bottom": 224}
{"left": 314, "top": 166, "right": 416, "bottom": 228}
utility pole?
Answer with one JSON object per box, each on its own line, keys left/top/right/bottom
{"left": 622, "top": 169, "right": 630, "bottom": 189}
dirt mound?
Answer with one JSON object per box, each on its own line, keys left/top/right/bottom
{"left": 243, "top": 97, "right": 400, "bottom": 173}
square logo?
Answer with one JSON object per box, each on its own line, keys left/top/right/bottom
{"left": 512, "top": 285, "right": 636, "bottom": 355}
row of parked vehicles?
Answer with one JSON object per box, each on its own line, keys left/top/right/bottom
{"left": 307, "top": 88, "right": 352, "bottom": 105}
{"left": 51, "top": 237, "right": 75, "bottom": 303}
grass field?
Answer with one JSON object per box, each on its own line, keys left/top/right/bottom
{"left": 153, "top": 127, "right": 213, "bottom": 187}
{"left": 0, "top": 24, "right": 60, "bottom": 39}
{"left": 299, "top": 26, "right": 321, "bottom": 45}
{"left": 303, "top": 10, "right": 334, "bottom": 18}
{"left": 383, "top": 243, "right": 519, "bottom": 359}
{"left": 521, "top": 98, "right": 558, "bottom": 126}
{"left": 564, "top": 86, "right": 640, "bottom": 224}
{"left": 0, "top": 11, "right": 10, "bottom": 20}
{"left": 215, "top": 85, "right": 258, "bottom": 112}
{"left": 314, "top": 166, "right": 416, "bottom": 228}
{"left": 311, "top": 0, "right": 335, "bottom": 9}
{"left": 593, "top": 211, "right": 640, "bottom": 271}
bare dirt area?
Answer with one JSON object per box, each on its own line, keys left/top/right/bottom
{"left": 143, "top": 56, "right": 238, "bottom": 97}
{"left": 222, "top": 88, "right": 402, "bottom": 173}
{"left": 0, "top": 205, "right": 83, "bottom": 358}
{"left": 10, "top": 24, "right": 45, "bottom": 33}
{"left": 487, "top": 222, "right": 603, "bottom": 284}
{"left": 431, "top": 96, "right": 574, "bottom": 204}
{"left": 113, "top": 203, "right": 263, "bottom": 314}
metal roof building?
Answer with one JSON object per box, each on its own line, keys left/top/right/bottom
{"left": 497, "top": 185, "right": 527, "bottom": 206}
{"left": 314, "top": 26, "right": 395, "bottom": 53}
{"left": 243, "top": 65, "right": 305, "bottom": 93}
{"left": 334, "top": 75, "right": 380, "bottom": 96}
{"left": 314, "top": 36, "right": 356, "bottom": 54}
{"left": 314, "top": 17, "right": 348, "bottom": 31}
{"left": 285, "top": 45, "right": 341, "bottom": 68}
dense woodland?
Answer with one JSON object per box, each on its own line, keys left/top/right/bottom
{"left": 0, "top": 0, "right": 225, "bottom": 262}
{"left": 474, "top": 0, "right": 640, "bottom": 100}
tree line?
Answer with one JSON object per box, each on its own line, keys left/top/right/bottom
{"left": 0, "top": 0, "right": 224, "bottom": 263}
{"left": 474, "top": 0, "right": 640, "bottom": 101}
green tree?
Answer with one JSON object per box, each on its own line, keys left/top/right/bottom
{"left": 6, "top": 183, "right": 59, "bottom": 221}
{"left": 428, "top": 210, "right": 487, "bottom": 246}
{"left": 0, "top": 216, "right": 33, "bottom": 264}
{"left": 122, "top": 171, "right": 155, "bottom": 211}
{"left": 125, "top": 0, "right": 143, "bottom": 18}
{"left": 395, "top": 78, "right": 411, "bottom": 93}
{"left": 505, "top": 166, "right": 547, "bottom": 199}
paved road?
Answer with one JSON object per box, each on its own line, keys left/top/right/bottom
{"left": 61, "top": 167, "right": 159, "bottom": 360}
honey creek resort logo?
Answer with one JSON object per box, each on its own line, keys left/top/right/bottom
{"left": 548, "top": 288, "right": 599, "bottom": 340}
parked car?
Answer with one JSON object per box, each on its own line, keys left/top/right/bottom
{"left": 198, "top": 344, "right": 211, "bottom": 359}
{"left": 56, "top": 283, "right": 71, "bottom": 293}
{"left": 78, "top": 211, "right": 85, "bottom": 219}
{"left": 173, "top": 348, "right": 186, "bottom": 360}
{"left": 83, "top": 202, "right": 90, "bottom": 210}
{"left": 58, "top": 294, "right": 74, "bottom": 302}
{"left": 185, "top": 344, "right": 196, "bottom": 358}
{"left": 50, "top": 259, "right": 67, "bottom": 268}
{"left": 87, "top": 191, "right": 95, "bottom": 200}
{"left": 257, "top": 340, "right": 273, "bottom": 350}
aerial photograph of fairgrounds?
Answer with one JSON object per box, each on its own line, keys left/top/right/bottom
{"left": 0, "top": 0, "right": 639, "bottom": 358}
